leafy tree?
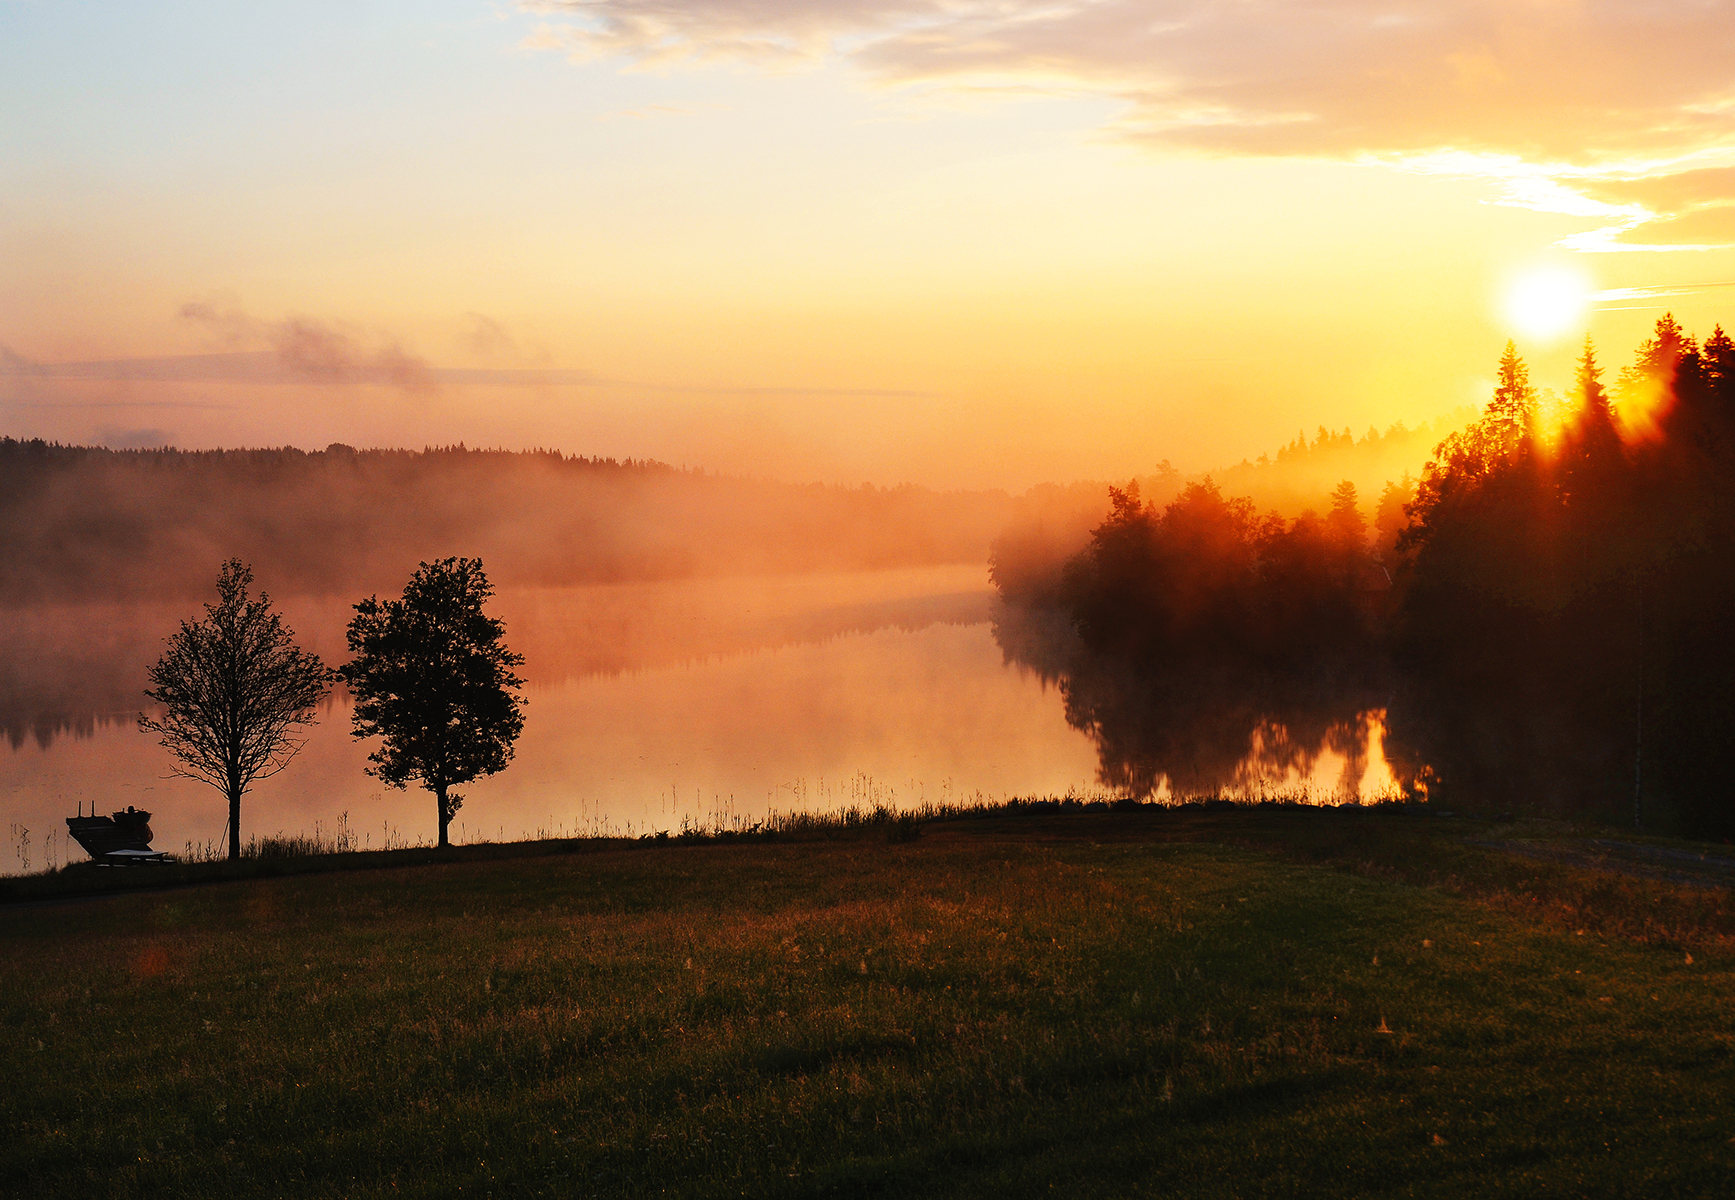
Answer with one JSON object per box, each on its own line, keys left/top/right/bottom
{"left": 341, "top": 557, "right": 525, "bottom": 847}
{"left": 990, "top": 318, "right": 1735, "bottom": 832}
{"left": 140, "top": 559, "right": 335, "bottom": 859}
{"left": 1402, "top": 343, "right": 1542, "bottom": 556}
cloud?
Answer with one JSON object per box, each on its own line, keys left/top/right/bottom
{"left": 9, "top": 343, "right": 925, "bottom": 396}
{"left": 13, "top": 351, "right": 607, "bottom": 389}
{"left": 462, "top": 313, "right": 522, "bottom": 361}
{"left": 1568, "top": 167, "right": 1735, "bottom": 249}
{"left": 522, "top": 0, "right": 930, "bottom": 69}
{"left": 180, "top": 303, "right": 439, "bottom": 394}
{"left": 1614, "top": 204, "right": 1735, "bottom": 247}
{"left": 524, "top": 0, "right": 1735, "bottom": 246}
{"left": 1581, "top": 167, "right": 1735, "bottom": 213}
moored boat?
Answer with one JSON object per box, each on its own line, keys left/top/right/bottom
{"left": 65, "top": 805, "right": 172, "bottom": 863}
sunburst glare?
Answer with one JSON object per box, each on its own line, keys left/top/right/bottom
{"left": 1501, "top": 265, "right": 1591, "bottom": 344}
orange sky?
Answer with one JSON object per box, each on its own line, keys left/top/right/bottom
{"left": 4, "top": 1, "right": 1735, "bottom": 488}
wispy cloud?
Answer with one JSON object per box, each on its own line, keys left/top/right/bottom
{"left": 1591, "top": 280, "right": 1735, "bottom": 306}
{"left": 6, "top": 340, "right": 926, "bottom": 398}
{"left": 523, "top": 0, "right": 1735, "bottom": 248}
{"left": 7, "top": 350, "right": 605, "bottom": 389}
{"left": 180, "top": 302, "right": 439, "bottom": 394}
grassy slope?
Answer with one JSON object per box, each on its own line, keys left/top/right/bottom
{"left": 4, "top": 811, "right": 1733, "bottom": 1198}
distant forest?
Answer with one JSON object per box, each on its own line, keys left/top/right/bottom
{"left": 995, "top": 316, "right": 1735, "bottom": 839}
{"left": 988, "top": 410, "right": 1472, "bottom": 608}
{"left": 0, "top": 442, "right": 1014, "bottom": 602}
{"left": 1, "top": 398, "right": 1467, "bottom": 606}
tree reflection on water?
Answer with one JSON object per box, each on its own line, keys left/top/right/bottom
{"left": 991, "top": 600, "right": 1400, "bottom": 801}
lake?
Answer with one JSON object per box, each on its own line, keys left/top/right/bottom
{"left": 2, "top": 565, "right": 1396, "bottom": 874}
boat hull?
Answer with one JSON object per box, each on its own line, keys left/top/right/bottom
{"left": 66, "top": 808, "right": 155, "bottom": 859}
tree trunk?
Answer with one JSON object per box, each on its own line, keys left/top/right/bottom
{"left": 228, "top": 786, "right": 242, "bottom": 860}
{"left": 436, "top": 783, "right": 450, "bottom": 848}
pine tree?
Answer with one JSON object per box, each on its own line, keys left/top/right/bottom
{"left": 1618, "top": 312, "right": 1700, "bottom": 403}
{"left": 1567, "top": 336, "right": 1623, "bottom": 466}
{"left": 1326, "top": 480, "right": 1367, "bottom": 552}
{"left": 1485, "top": 340, "right": 1537, "bottom": 452}
{"left": 1702, "top": 325, "right": 1734, "bottom": 405}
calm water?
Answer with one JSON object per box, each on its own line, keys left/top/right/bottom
{"left": 2, "top": 568, "right": 1101, "bottom": 871}
{"left": 1, "top": 565, "right": 1398, "bottom": 874}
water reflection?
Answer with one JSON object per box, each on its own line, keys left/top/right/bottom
{"left": 992, "top": 601, "right": 1400, "bottom": 801}
{"left": 1, "top": 568, "right": 1102, "bottom": 872}
{"left": 0, "top": 570, "right": 996, "bottom": 751}
{"left": 0, "top": 601, "right": 187, "bottom": 750}
{"left": 2, "top": 566, "right": 1414, "bottom": 877}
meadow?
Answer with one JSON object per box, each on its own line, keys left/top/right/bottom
{"left": 4, "top": 807, "right": 1734, "bottom": 1198}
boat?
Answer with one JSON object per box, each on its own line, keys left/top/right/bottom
{"left": 65, "top": 805, "right": 173, "bottom": 864}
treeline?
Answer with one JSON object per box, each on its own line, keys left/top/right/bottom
{"left": 988, "top": 413, "right": 1469, "bottom": 605}
{"left": 996, "top": 317, "right": 1735, "bottom": 837}
{"left": 0, "top": 441, "right": 1013, "bottom": 602}
{"left": 1211, "top": 412, "right": 1476, "bottom": 516}
{"left": 992, "top": 476, "right": 1397, "bottom": 801}
{"left": 1393, "top": 320, "right": 1735, "bottom": 836}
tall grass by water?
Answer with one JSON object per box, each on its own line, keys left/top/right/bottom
{"left": 6, "top": 773, "right": 1403, "bottom": 884}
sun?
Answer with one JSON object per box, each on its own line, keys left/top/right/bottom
{"left": 1501, "top": 265, "right": 1591, "bottom": 344}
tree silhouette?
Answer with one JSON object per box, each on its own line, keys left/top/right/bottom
{"left": 342, "top": 557, "right": 525, "bottom": 848}
{"left": 1568, "top": 338, "right": 1621, "bottom": 455}
{"left": 985, "top": 319, "right": 1735, "bottom": 832}
{"left": 1372, "top": 475, "right": 1415, "bottom": 562}
{"left": 1704, "top": 325, "right": 1735, "bottom": 399}
{"left": 1325, "top": 480, "right": 1368, "bottom": 564}
{"left": 1485, "top": 340, "right": 1538, "bottom": 448}
{"left": 140, "top": 560, "right": 334, "bottom": 859}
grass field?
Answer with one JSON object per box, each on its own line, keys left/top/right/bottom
{"left": 4, "top": 808, "right": 1734, "bottom": 1197}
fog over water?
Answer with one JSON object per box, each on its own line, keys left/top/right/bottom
{"left": 1, "top": 568, "right": 1104, "bottom": 871}
{"left": 0, "top": 440, "right": 1426, "bottom": 874}
{"left": 2, "top": 563, "right": 1406, "bottom": 874}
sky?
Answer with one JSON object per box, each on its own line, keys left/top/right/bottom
{"left": 4, "top": 0, "right": 1735, "bottom": 489}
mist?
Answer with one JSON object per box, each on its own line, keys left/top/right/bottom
{"left": 987, "top": 409, "right": 1473, "bottom": 607}
{"left": 0, "top": 442, "right": 1015, "bottom": 785}
{"left": 0, "top": 440, "right": 1014, "bottom": 604}
{"left": 9, "top": 316, "right": 1735, "bottom": 859}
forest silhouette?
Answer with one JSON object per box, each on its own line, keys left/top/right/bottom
{"left": 995, "top": 316, "right": 1735, "bottom": 837}
{"left": 11, "top": 321, "right": 1735, "bottom": 835}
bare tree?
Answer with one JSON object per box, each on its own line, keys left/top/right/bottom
{"left": 140, "top": 560, "right": 335, "bottom": 859}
